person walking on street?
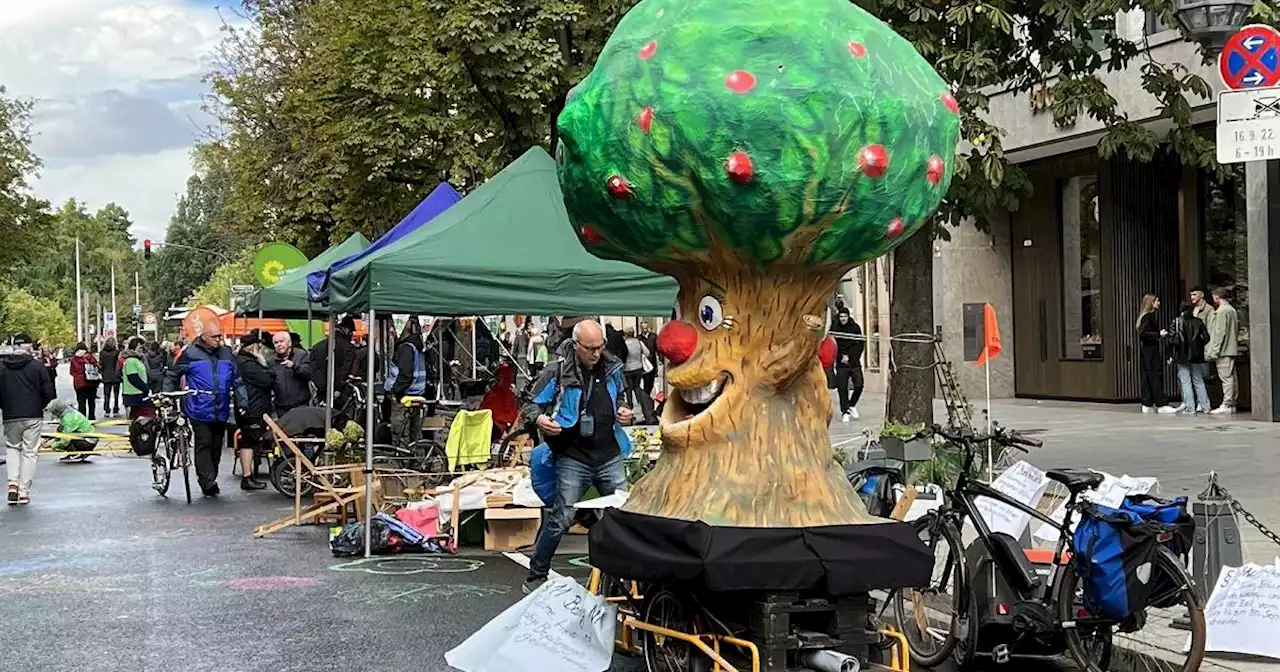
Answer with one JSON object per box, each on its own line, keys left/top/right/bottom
{"left": 520, "top": 320, "right": 634, "bottom": 594}
{"left": 271, "top": 330, "right": 312, "bottom": 415}
{"left": 163, "top": 318, "right": 240, "bottom": 497}
{"left": 831, "top": 306, "right": 866, "bottom": 421}
{"left": 41, "top": 346, "right": 58, "bottom": 389}
{"left": 1170, "top": 302, "right": 1211, "bottom": 414}
{"left": 1137, "top": 294, "right": 1178, "bottom": 414}
{"left": 623, "top": 328, "right": 657, "bottom": 424}
{"left": 1206, "top": 287, "right": 1240, "bottom": 415}
{"left": 121, "top": 337, "right": 155, "bottom": 420}
{"left": 233, "top": 331, "right": 272, "bottom": 490}
{"left": 310, "top": 316, "right": 358, "bottom": 407}
{"left": 69, "top": 342, "right": 101, "bottom": 420}
{"left": 385, "top": 317, "right": 427, "bottom": 447}
{"left": 640, "top": 321, "right": 658, "bottom": 395}
{"left": 1, "top": 334, "right": 57, "bottom": 504}
{"left": 98, "top": 338, "right": 123, "bottom": 417}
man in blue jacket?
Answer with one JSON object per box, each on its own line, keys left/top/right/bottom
{"left": 519, "top": 320, "right": 633, "bottom": 593}
{"left": 164, "top": 318, "right": 240, "bottom": 497}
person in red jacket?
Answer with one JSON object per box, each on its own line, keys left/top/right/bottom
{"left": 68, "top": 343, "right": 101, "bottom": 420}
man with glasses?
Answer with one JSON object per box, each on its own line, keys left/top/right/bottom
{"left": 163, "top": 318, "right": 241, "bottom": 497}
{"left": 519, "top": 320, "right": 634, "bottom": 593}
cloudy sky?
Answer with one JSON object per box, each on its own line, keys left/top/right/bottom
{"left": 0, "top": 0, "right": 236, "bottom": 244}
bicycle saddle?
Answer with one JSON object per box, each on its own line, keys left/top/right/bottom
{"left": 400, "top": 396, "right": 429, "bottom": 407}
{"left": 1045, "top": 468, "right": 1104, "bottom": 493}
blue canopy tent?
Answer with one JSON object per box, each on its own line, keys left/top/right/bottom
{"left": 307, "top": 182, "right": 463, "bottom": 304}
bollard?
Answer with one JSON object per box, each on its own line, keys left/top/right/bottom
{"left": 1173, "top": 472, "right": 1244, "bottom": 629}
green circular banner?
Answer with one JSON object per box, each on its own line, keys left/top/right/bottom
{"left": 254, "top": 242, "right": 309, "bottom": 287}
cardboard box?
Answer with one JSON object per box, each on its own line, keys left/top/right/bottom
{"left": 484, "top": 507, "right": 542, "bottom": 551}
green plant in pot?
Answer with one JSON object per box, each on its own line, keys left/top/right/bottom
{"left": 879, "top": 420, "right": 931, "bottom": 462}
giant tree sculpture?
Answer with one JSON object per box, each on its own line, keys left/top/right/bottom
{"left": 558, "top": 0, "right": 957, "bottom": 539}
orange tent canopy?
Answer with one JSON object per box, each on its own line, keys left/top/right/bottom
{"left": 218, "top": 314, "right": 368, "bottom": 340}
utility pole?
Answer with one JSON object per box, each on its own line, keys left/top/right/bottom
{"left": 110, "top": 264, "right": 118, "bottom": 334}
{"left": 135, "top": 271, "right": 142, "bottom": 336}
{"left": 75, "top": 237, "right": 84, "bottom": 344}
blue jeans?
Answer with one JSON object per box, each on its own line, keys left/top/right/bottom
{"left": 528, "top": 454, "right": 626, "bottom": 578}
{"left": 1176, "top": 363, "right": 1210, "bottom": 412}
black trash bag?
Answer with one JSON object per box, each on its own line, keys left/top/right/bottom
{"left": 329, "top": 517, "right": 402, "bottom": 557}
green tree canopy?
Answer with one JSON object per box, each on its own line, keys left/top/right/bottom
{"left": 190, "top": 250, "right": 256, "bottom": 309}
{"left": 557, "top": 0, "right": 960, "bottom": 271}
{"left": 0, "top": 86, "right": 52, "bottom": 275}
{"left": 0, "top": 286, "right": 76, "bottom": 348}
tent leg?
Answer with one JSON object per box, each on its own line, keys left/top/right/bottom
{"left": 306, "top": 305, "right": 313, "bottom": 348}
{"left": 471, "top": 320, "right": 477, "bottom": 378}
{"left": 364, "top": 309, "right": 377, "bottom": 559}
{"left": 325, "top": 314, "right": 336, "bottom": 439}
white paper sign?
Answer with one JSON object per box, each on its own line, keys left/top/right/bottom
{"left": 446, "top": 577, "right": 617, "bottom": 672}
{"left": 1199, "top": 561, "right": 1280, "bottom": 660}
{"left": 1033, "top": 473, "right": 1158, "bottom": 543}
{"left": 973, "top": 461, "right": 1050, "bottom": 538}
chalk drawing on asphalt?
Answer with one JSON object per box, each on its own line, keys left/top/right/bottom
{"left": 334, "top": 583, "right": 509, "bottom": 605}
{"left": 328, "top": 557, "right": 485, "bottom": 575}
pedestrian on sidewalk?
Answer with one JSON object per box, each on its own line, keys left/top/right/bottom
{"left": 1190, "top": 285, "right": 1214, "bottom": 323}
{"left": 98, "top": 338, "right": 122, "bottom": 417}
{"left": 1136, "top": 294, "right": 1177, "bottom": 414}
{"left": 164, "top": 317, "right": 240, "bottom": 497}
{"left": 1206, "top": 287, "right": 1240, "bottom": 415}
{"left": 121, "top": 337, "right": 155, "bottom": 420}
{"left": 520, "top": 320, "right": 633, "bottom": 594}
{"left": 639, "top": 321, "right": 658, "bottom": 395}
{"left": 623, "top": 327, "right": 657, "bottom": 424}
{"left": 1, "top": 334, "right": 57, "bottom": 504}
{"left": 69, "top": 343, "right": 100, "bottom": 421}
{"left": 1170, "top": 302, "right": 1211, "bottom": 414}
{"left": 831, "top": 306, "right": 865, "bottom": 422}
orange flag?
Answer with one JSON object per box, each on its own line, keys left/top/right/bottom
{"left": 975, "top": 303, "right": 1002, "bottom": 366}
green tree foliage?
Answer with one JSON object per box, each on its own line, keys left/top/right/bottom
{"left": 0, "top": 287, "right": 75, "bottom": 347}
{"left": 557, "top": 0, "right": 960, "bottom": 271}
{"left": 189, "top": 250, "right": 256, "bottom": 309}
{"left": 207, "top": 0, "right": 629, "bottom": 250}
{"left": 0, "top": 86, "right": 52, "bottom": 274}
{"left": 144, "top": 146, "right": 244, "bottom": 311}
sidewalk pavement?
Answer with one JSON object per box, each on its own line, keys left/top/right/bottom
{"left": 836, "top": 393, "right": 1280, "bottom": 671}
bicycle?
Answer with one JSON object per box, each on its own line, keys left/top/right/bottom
{"left": 891, "top": 423, "right": 1206, "bottom": 672}
{"left": 146, "top": 390, "right": 207, "bottom": 504}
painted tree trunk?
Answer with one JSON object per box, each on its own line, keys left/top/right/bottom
{"left": 623, "top": 269, "right": 880, "bottom": 527}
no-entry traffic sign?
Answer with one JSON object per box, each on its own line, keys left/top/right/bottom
{"left": 1220, "top": 25, "right": 1280, "bottom": 90}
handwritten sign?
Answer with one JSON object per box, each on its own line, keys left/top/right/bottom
{"left": 1199, "top": 561, "right": 1280, "bottom": 660}
{"left": 1033, "top": 473, "right": 1158, "bottom": 542}
{"left": 973, "top": 461, "right": 1050, "bottom": 538}
{"left": 446, "top": 576, "right": 617, "bottom": 672}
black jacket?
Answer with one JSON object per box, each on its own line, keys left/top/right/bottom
{"left": 310, "top": 336, "right": 357, "bottom": 394}
{"left": 1170, "top": 315, "right": 1210, "bottom": 365}
{"left": 98, "top": 346, "right": 122, "bottom": 383}
{"left": 271, "top": 347, "right": 312, "bottom": 410}
{"left": 605, "top": 324, "right": 628, "bottom": 362}
{"left": 1137, "top": 312, "right": 1165, "bottom": 369}
{"left": 235, "top": 351, "right": 275, "bottom": 421}
{"left": 144, "top": 351, "right": 167, "bottom": 391}
{"left": 831, "top": 317, "right": 865, "bottom": 369}
{"left": 0, "top": 351, "right": 57, "bottom": 420}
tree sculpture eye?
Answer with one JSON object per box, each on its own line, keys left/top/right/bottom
{"left": 697, "top": 295, "right": 724, "bottom": 331}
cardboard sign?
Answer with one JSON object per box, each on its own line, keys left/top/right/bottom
{"left": 974, "top": 461, "right": 1050, "bottom": 539}
{"left": 1199, "top": 561, "right": 1280, "bottom": 660}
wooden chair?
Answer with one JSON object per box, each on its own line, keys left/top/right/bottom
{"left": 252, "top": 415, "right": 382, "bottom": 538}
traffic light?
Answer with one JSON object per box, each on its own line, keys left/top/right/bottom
{"left": 143, "top": 239, "right": 151, "bottom": 260}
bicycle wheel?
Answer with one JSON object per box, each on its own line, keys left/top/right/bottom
{"left": 1057, "top": 546, "right": 1203, "bottom": 672}
{"left": 415, "top": 441, "right": 451, "bottom": 487}
{"left": 151, "top": 451, "right": 171, "bottom": 496}
{"left": 179, "top": 430, "right": 192, "bottom": 504}
{"left": 641, "top": 588, "right": 709, "bottom": 672}
{"left": 891, "top": 513, "right": 967, "bottom": 667}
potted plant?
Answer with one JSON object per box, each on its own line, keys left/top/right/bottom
{"left": 879, "top": 421, "right": 932, "bottom": 462}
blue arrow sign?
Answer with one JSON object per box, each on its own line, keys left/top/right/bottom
{"left": 1244, "top": 35, "right": 1267, "bottom": 51}
{"left": 1244, "top": 70, "right": 1267, "bottom": 86}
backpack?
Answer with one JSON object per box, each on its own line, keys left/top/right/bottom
{"left": 1072, "top": 495, "right": 1190, "bottom": 622}
{"left": 129, "top": 416, "right": 159, "bottom": 456}
{"left": 84, "top": 362, "right": 102, "bottom": 382}
{"left": 847, "top": 463, "right": 904, "bottom": 518}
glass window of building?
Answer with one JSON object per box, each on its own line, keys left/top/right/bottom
{"left": 1144, "top": 11, "right": 1171, "bottom": 36}
{"left": 1201, "top": 169, "right": 1249, "bottom": 347}
{"left": 1061, "top": 175, "right": 1103, "bottom": 360}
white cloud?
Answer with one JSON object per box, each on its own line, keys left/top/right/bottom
{"left": 0, "top": 0, "right": 238, "bottom": 240}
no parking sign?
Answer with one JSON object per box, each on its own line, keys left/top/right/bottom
{"left": 1219, "top": 24, "right": 1280, "bottom": 90}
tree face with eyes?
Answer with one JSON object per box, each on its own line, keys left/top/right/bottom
{"left": 557, "top": 0, "right": 958, "bottom": 527}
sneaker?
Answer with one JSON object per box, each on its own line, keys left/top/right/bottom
{"left": 241, "top": 477, "right": 267, "bottom": 491}
{"left": 1197, "top": 406, "right": 1211, "bottom": 414}
{"left": 7, "top": 483, "right": 18, "bottom": 505}
{"left": 841, "top": 412, "right": 851, "bottom": 423}
{"left": 522, "top": 575, "right": 547, "bottom": 595}
{"left": 1141, "top": 406, "right": 1155, "bottom": 414}
{"left": 17, "top": 491, "right": 29, "bottom": 505}
{"left": 851, "top": 408, "right": 860, "bottom": 420}
{"left": 1209, "top": 406, "right": 1234, "bottom": 415}
{"left": 1157, "top": 406, "right": 1178, "bottom": 414}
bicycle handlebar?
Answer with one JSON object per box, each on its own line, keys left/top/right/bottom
{"left": 145, "top": 389, "right": 213, "bottom": 402}
{"left": 915, "top": 423, "right": 1042, "bottom": 451}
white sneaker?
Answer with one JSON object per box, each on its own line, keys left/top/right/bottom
{"left": 851, "top": 408, "right": 860, "bottom": 420}
{"left": 1209, "top": 406, "right": 1234, "bottom": 415}
{"left": 1141, "top": 406, "right": 1155, "bottom": 414}
{"left": 1157, "top": 405, "right": 1178, "bottom": 414}
{"left": 841, "top": 412, "right": 851, "bottom": 423}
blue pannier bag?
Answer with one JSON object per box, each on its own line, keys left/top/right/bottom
{"left": 530, "top": 443, "right": 556, "bottom": 506}
{"left": 1072, "top": 503, "right": 1166, "bottom": 621}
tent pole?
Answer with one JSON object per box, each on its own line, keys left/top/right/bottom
{"left": 306, "top": 304, "right": 313, "bottom": 348}
{"left": 471, "top": 318, "right": 477, "bottom": 378}
{"left": 364, "top": 309, "right": 377, "bottom": 558}
{"left": 325, "top": 314, "right": 336, "bottom": 440}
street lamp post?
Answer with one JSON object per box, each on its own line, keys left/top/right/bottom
{"left": 1171, "top": 0, "right": 1253, "bottom": 53}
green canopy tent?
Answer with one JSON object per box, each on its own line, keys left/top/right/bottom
{"left": 327, "top": 147, "right": 677, "bottom": 316}
{"left": 239, "top": 233, "right": 371, "bottom": 317}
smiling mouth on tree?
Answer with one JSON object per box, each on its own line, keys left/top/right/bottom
{"left": 665, "top": 373, "right": 733, "bottom": 425}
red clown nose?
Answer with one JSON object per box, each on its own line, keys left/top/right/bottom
{"left": 657, "top": 321, "right": 698, "bottom": 366}
{"left": 818, "top": 335, "right": 838, "bottom": 370}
